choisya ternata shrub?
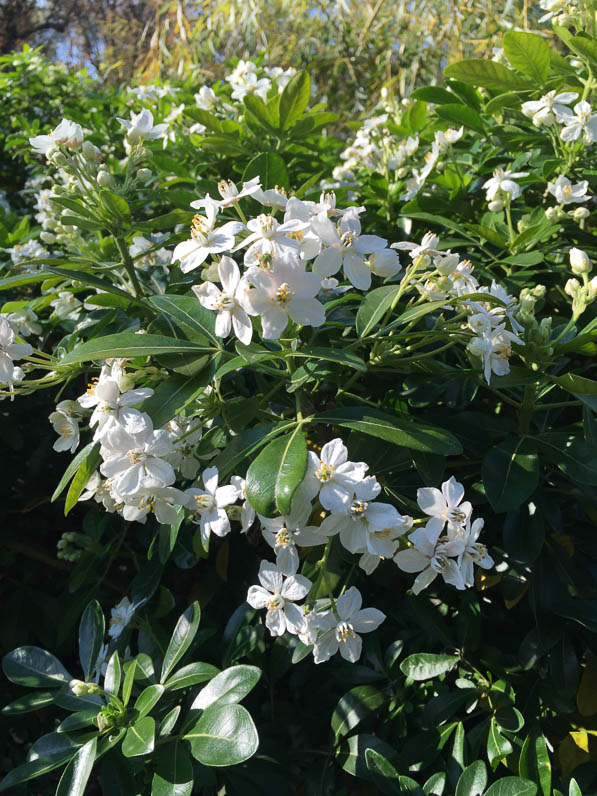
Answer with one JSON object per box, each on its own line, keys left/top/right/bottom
{"left": 2, "top": 11, "right": 597, "bottom": 795}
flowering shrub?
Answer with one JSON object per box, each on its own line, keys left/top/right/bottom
{"left": 2, "top": 9, "right": 597, "bottom": 795}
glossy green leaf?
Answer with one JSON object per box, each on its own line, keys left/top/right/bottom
{"left": 64, "top": 443, "right": 101, "bottom": 516}
{"left": 184, "top": 703, "right": 258, "bottom": 766}
{"left": 503, "top": 31, "right": 550, "bottom": 82}
{"left": 537, "top": 433, "right": 597, "bottom": 485}
{"left": 400, "top": 653, "right": 458, "bottom": 680}
{"left": 148, "top": 294, "right": 219, "bottom": 348}
{"left": 55, "top": 737, "right": 97, "bottom": 796}
{"left": 51, "top": 441, "right": 99, "bottom": 502}
{"left": 59, "top": 333, "right": 211, "bottom": 365}
{"left": 279, "top": 70, "right": 311, "bottom": 130}
{"left": 455, "top": 761, "right": 487, "bottom": 796}
{"left": 122, "top": 716, "right": 156, "bottom": 757}
{"left": 212, "top": 422, "right": 293, "bottom": 481}
{"left": 436, "top": 104, "right": 484, "bottom": 132}
{"left": 289, "top": 346, "right": 367, "bottom": 372}
{"left": 411, "top": 86, "right": 459, "bottom": 104}
{"left": 365, "top": 749, "right": 402, "bottom": 795}
{"left": 444, "top": 59, "right": 525, "bottom": 90}
{"left": 57, "top": 710, "right": 99, "bottom": 733}
{"left": 42, "top": 265, "right": 145, "bottom": 307}
{"left": 487, "top": 716, "right": 514, "bottom": 769}
{"left": 104, "top": 651, "right": 121, "bottom": 696}
{"left": 142, "top": 371, "right": 212, "bottom": 429}
{"left": 243, "top": 95, "right": 279, "bottom": 132}
{"left": 122, "top": 661, "right": 136, "bottom": 707}
{"left": 164, "top": 661, "right": 219, "bottom": 691}
{"left": 485, "top": 778, "right": 537, "bottom": 796}
{"left": 482, "top": 439, "right": 539, "bottom": 512}
{"left": 2, "top": 690, "right": 55, "bottom": 715}
{"left": 0, "top": 754, "right": 74, "bottom": 792}
{"left": 519, "top": 730, "right": 551, "bottom": 796}
{"left": 356, "top": 285, "right": 399, "bottom": 337}
{"left": 134, "top": 684, "right": 164, "bottom": 719}
{"left": 424, "top": 772, "right": 447, "bottom": 795}
{"left": 159, "top": 706, "right": 181, "bottom": 737}
{"left": 331, "top": 685, "right": 385, "bottom": 742}
{"left": 312, "top": 407, "right": 462, "bottom": 455}
{"left": 245, "top": 426, "right": 308, "bottom": 517}
{"left": 243, "top": 152, "right": 289, "bottom": 190}
{"left": 191, "top": 664, "right": 261, "bottom": 710}
{"left": 78, "top": 600, "right": 105, "bottom": 682}
{"left": 2, "top": 646, "right": 71, "bottom": 688}
{"left": 151, "top": 741, "right": 193, "bottom": 796}
{"left": 160, "top": 602, "right": 201, "bottom": 683}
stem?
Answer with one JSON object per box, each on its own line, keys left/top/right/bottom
{"left": 115, "top": 236, "right": 144, "bottom": 298}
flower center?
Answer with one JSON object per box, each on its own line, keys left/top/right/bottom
{"left": 60, "top": 423, "right": 73, "bottom": 437}
{"left": 315, "top": 462, "right": 335, "bottom": 482}
{"left": 86, "top": 378, "right": 99, "bottom": 395}
{"left": 275, "top": 528, "right": 292, "bottom": 548}
{"left": 350, "top": 499, "right": 368, "bottom": 517}
{"left": 335, "top": 621, "right": 356, "bottom": 643}
{"left": 562, "top": 184, "right": 573, "bottom": 197}
{"left": 190, "top": 214, "right": 209, "bottom": 241}
{"left": 127, "top": 449, "right": 146, "bottom": 465}
{"left": 340, "top": 230, "right": 358, "bottom": 248}
{"left": 217, "top": 293, "right": 236, "bottom": 311}
{"left": 218, "top": 179, "right": 238, "bottom": 200}
{"left": 448, "top": 507, "right": 466, "bottom": 524}
{"left": 258, "top": 214, "right": 275, "bottom": 235}
{"left": 266, "top": 594, "right": 284, "bottom": 612}
{"left": 194, "top": 494, "right": 216, "bottom": 512}
{"left": 275, "top": 282, "right": 295, "bottom": 304}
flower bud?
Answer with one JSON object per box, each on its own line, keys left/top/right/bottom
{"left": 69, "top": 679, "right": 100, "bottom": 697}
{"left": 570, "top": 247, "right": 592, "bottom": 275}
{"left": 532, "top": 284, "right": 546, "bottom": 299}
{"left": 49, "top": 150, "right": 67, "bottom": 167}
{"left": 119, "top": 374, "right": 135, "bottom": 392}
{"left": 40, "top": 231, "right": 56, "bottom": 244}
{"left": 571, "top": 206, "right": 590, "bottom": 220}
{"left": 82, "top": 141, "right": 101, "bottom": 162}
{"left": 565, "top": 277, "right": 581, "bottom": 297}
{"left": 589, "top": 276, "right": 597, "bottom": 299}
{"left": 488, "top": 199, "right": 503, "bottom": 212}
{"left": 137, "top": 168, "right": 152, "bottom": 183}
{"left": 97, "top": 170, "right": 112, "bottom": 187}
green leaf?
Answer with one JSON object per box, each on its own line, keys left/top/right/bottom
{"left": 485, "top": 778, "right": 537, "bottom": 796}
{"left": 143, "top": 372, "right": 211, "bottom": 432}
{"left": 2, "top": 646, "right": 71, "bottom": 688}
{"left": 568, "top": 35, "right": 597, "bottom": 69}
{"left": 537, "top": 433, "right": 597, "bottom": 485}
{"left": 482, "top": 438, "right": 539, "bottom": 512}
{"left": 0, "top": 754, "right": 74, "bottom": 792}
{"left": 2, "top": 691, "right": 55, "bottom": 715}
{"left": 191, "top": 664, "right": 261, "bottom": 710}
{"left": 444, "top": 59, "right": 524, "bottom": 90}
{"left": 58, "top": 710, "right": 99, "bottom": 733}
{"left": 411, "top": 86, "right": 460, "bottom": 104}
{"left": 160, "top": 602, "right": 201, "bottom": 683}
{"left": 159, "top": 706, "right": 181, "bottom": 737}
{"left": 134, "top": 684, "right": 165, "bottom": 718}
{"left": 339, "top": 733, "right": 400, "bottom": 783}
{"left": 148, "top": 294, "right": 219, "bottom": 347}
{"left": 164, "top": 661, "right": 219, "bottom": 691}
{"left": 159, "top": 506, "right": 185, "bottom": 565}
{"left": 279, "top": 71, "right": 311, "bottom": 130}
{"left": 51, "top": 442, "right": 99, "bottom": 502}
{"left": 365, "top": 749, "right": 402, "bottom": 795}
{"left": 331, "top": 685, "right": 384, "bottom": 742}
{"left": 42, "top": 265, "right": 146, "bottom": 307}
{"left": 311, "top": 407, "right": 462, "bottom": 455}
{"left": 487, "top": 716, "right": 514, "bottom": 769}
{"left": 356, "top": 285, "right": 399, "bottom": 337}
{"left": 435, "top": 104, "right": 484, "bottom": 132}
{"left": 455, "top": 761, "right": 487, "bottom": 796}
{"left": 122, "top": 716, "right": 156, "bottom": 757}
{"left": 519, "top": 730, "right": 551, "bottom": 796}
{"left": 122, "top": 661, "right": 137, "bottom": 707}
{"left": 59, "top": 333, "right": 211, "bottom": 365}
{"left": 289, "top": 346, "right": 367, "bottom": 372}
{"left": 503, "top": 31, "right": 550, "bottom": 83}
{"left": 569, "top": 779, "right": 582, "bottom": 796}
{"left": 212, "top": 422, "right": 293, "bottom": 481}
{"left": 243, "top": 152, "right": 289, "bottom": 191}
{"left": 56, "top": 737, "right": 97, "bottom": 796}
{"left": 151, "top": 741, "right": 193, "bottom": 796}
{"left": 64, "top": 443, "right": 101, "bottom": 516}
{"left": 99, "top": 190, "right": 130, "bottom": 220}
{"left": 400, "top": 653, "right": 458, "bottom": 680}
{"left": 184, "top": 703, "right": 259, "bottom": 766}
{"left": 245, "top": 427, "right": 308, "bottom": 517}
{"left": 78, "top": 600, "right": 104, "bottom": 682}
{"left": 424, "top": 772, "right": 447, "bottom": 795}
{"left": 243, "top": 95, "right": 279, "bottom": 132}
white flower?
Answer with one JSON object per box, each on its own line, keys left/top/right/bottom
{"left": 243, "top": 257, "right": 325, "bottom": 339}
{"left": 5, "top": 239, "right": 48, "bottom": 267}
{"left": 237, "top": 213, "right": 305, "bottom": 265}
{"left": 482, "top": 168, "right": 529, "bottom": 203}
{"left": 230, "top": 475, "right": 256, "bottom": 532}
{"left": 369, "top": 249, "right": 402, "bottom": 279}
{"left": 559, "top": 101, "right": 597, "bottom": 143}
{"left": 192, "top": 256, "right": 253, "bottom": 345}
{"left": 394, "top": 519, "right": 466, "bottom": 594}
{"left": 79, "top": 473, "right": 117, "bottom": 512}
{"left": 50, "top": 291, "right": 82, "bottom": 320}
{"left": 116, "top": 109, "right": 168, "bottom": 144}
{"left": 452, "top": 516, "right": 493, "bottom": 588}
{"left": 320, "top": 476, "right": 413, "bottom": 558}
{"left": 259, "top": 492, "right": 325, "bottom": 575}
{"left": 313, "top": 587, "right": 385, "bottom": 664}
{"left": 2, "top": 307, "right": 41, "bottom": 337}
{"left": 108, "top": 597, "right": 136, "bottom": 640}
{"left": 77, "top": 371, "right": 153, "bottom": 439}
{"left": 434, "top": 127, "right": 464, "bottom": 149}
{"left": 165, "top": 417, "right": 203, "bottom": 480}
{"left": 301, "top": 438, "right": 368, "bottom": 512}
{"left": 29, "top": 119, "right": 83, "bottom": 156}
{"left": 467, "top": 324, "right": 522, "bottom": 384}
{"left": 570, "top": 247, "right": 592, "bottom": 275}
{"left": 521, "top": 91, "right": 578, "bottom": 126}
{"left": 0, "top": 317, "right": 32, "bottom": 392}
{"left": 121, "top": 485, "right": 186, "bottom": 525}
{"left": 391, "top": 231, "right": 441, "bottom": 263}
{"left": 49, "top": 400, "right": 82, "bottom": 453}
{"left": 548, "top": 175, "right": 591, "bottom": 205}
{"left": 417, "top": 476, "right": 471, "bottom": 534}
{"left": 100, "top": 423, "right": 175, "bottom": 497}
{"left": 215, "top": 176, "right": 261, "bottom": 207}
{"left": 246, "top": 560, "right": 312, "bottom": 637}
{"left": 195, "top": 86, "right": 217, "bottom": 109}
{"left": 184, "top": 466, "right": 238, "bottom": 545}
{"left": 311, "top": 210, "right": 388, "bottom": 290}
{"left": 252, "top": 186, "right": 289, "bottom": 212}
{"left": 172, "top": 201, "right": 244, "bottom": 274}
